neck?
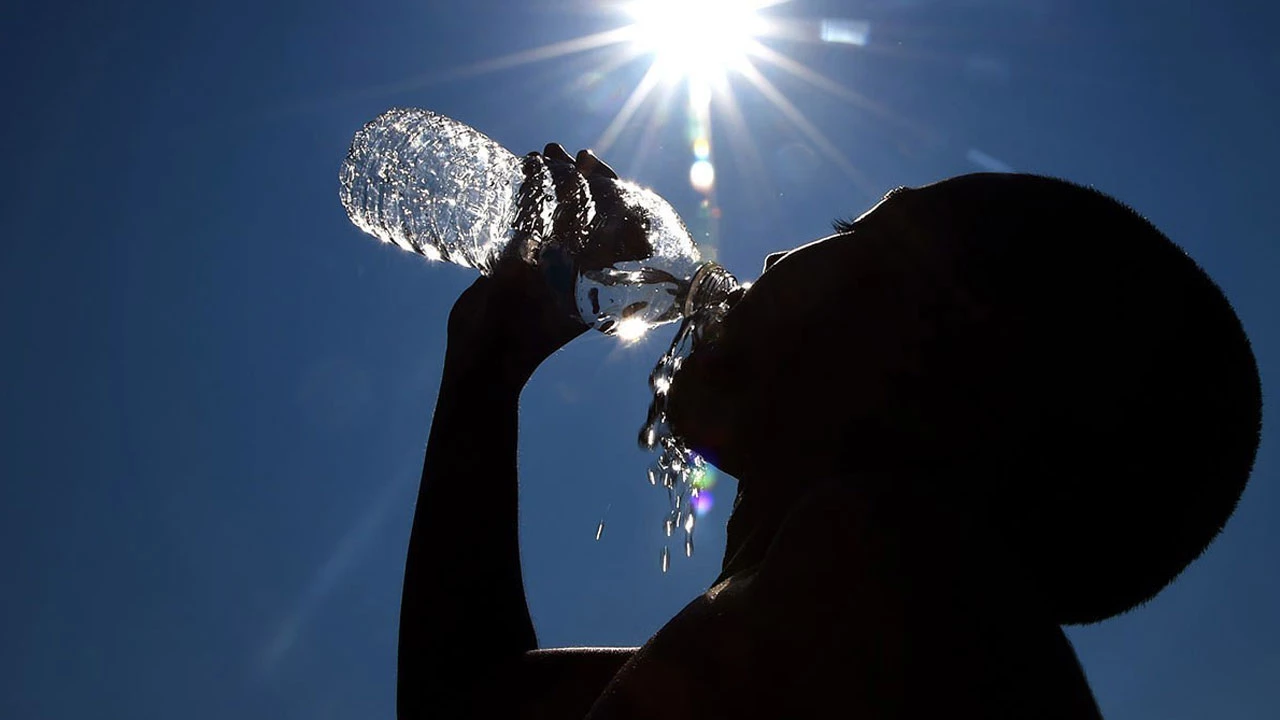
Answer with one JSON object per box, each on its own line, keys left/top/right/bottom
{"left": 717, "top": 467, "right": 1031, "bottom": 612}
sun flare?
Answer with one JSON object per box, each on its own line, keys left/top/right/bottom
{"left": 624, "top": 0, "right": 770, "bottom": 82}
{"left": 425, "top": 0, "right": 885, "bottom": 198}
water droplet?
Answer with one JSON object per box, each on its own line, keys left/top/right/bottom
{"left": 631, "top": 263, "right": 742, "bottom": 574}
{"left": 661, "top": 546, "right": 670, "bottom": 573}
{"left": 595, "top": 520, "right": 605, "bottom": 541}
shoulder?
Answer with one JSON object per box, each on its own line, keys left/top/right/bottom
{"left": 587, "top": 478, "right": 1102, "bottom": 719}
{"left": 586, "top": 481, "right": 905, "bottom": 719}
{"left": 583, "top": 571, "right": 761, "bottom": 719}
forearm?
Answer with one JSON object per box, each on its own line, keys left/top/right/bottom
{"left": 398, "top": 354, "right": 536, "bottom": 717}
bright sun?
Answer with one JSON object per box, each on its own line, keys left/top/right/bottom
{"left": 624, "top": 0, "right": 769, "bottom": 82}
{"left": 438, "top": 0, "right": 875, "bottom": 190}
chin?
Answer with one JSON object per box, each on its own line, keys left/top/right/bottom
{"left": 668, "top": 362, "right": 752, "bottom": 477}
{"left": 669, "top": 411, "right": 736, "bottom": 477}
{"left": 689, "top": 429, "right": 753, "bottom": 480}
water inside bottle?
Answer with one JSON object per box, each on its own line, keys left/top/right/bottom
{"left": 341, "top": 107, "right": 716, "bottom": 345}
{"left": 575, "top": 260, "right": 694, "bottom": 338}
{"left": 339, "top": 108, "right": 526, "bottom": 272}
{"left": 570, "top": 180, "right": 702, "bottom": 337}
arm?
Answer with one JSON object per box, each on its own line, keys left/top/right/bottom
{"left": 397, "top": 148, "right": 636, "bottom": 719}
{"left": 396, "top": 325, "right": 533, "bottom": 719}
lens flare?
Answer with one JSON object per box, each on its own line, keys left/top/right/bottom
{"left": 692, "top": 489, "right": 714, "bottom": 516}
{"left": 692, "top": 136, "right": 711, "bottom": 160}
{"left": 820, "top": 18, "right": 870, "bottom": 46}
{"left": 690, "top": 465, "right": 718, "bottom": 490}
{"left": 690, "top": 160, "right": 716, "bottom": 192}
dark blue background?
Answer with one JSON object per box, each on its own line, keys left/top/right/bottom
{"left": 2, "top": 1, "right": 1275, "bottom": 717}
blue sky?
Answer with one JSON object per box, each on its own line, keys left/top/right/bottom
{"left": 1, "top": 1, "right": 1276, "bottom": 718}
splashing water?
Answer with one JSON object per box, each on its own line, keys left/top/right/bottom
{"left": 638, "top": 263, "right": 741, "bottom": 571}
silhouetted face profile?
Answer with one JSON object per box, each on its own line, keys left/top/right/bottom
{"left": 667, "top": 173, "right": 1262, "bottom": 625}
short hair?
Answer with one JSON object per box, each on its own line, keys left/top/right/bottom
{"left": 825, "top": 174, "right": 1262, "bottom": 624}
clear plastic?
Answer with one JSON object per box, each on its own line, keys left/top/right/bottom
{"left": 339, "top": 107, "right": 705, "bottom": 337}
{"left": 338, "top": 108, "right": 743, "bottom": 569}
{"left": 339, "top": 108, "right": 524, "bottom": 271}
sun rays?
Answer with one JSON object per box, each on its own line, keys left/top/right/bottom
{"left": 581, "top": 0, "right": 892, "bottom": 256}
{"left": 424, "top": 1, "right": 895, "bottom": 191}
{"left": 585, "top": 0, "right": 883, "bottom": 190}
{"left": 324, "top": 0, "right": 915, "bottom": 265}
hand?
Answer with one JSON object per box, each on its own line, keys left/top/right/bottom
{"left": 541, "top": 142, "right": 619, "bottom": 181}
{"left": 443, "top": 144, "right": 619, "bottom": 388}
{"left": 446, "top": 258, "right": 587, "bottom": 388}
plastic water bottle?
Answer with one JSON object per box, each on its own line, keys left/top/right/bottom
{"left": 339, "top": 107, "right": 722, "bottom": 338}
{"left": 339, "top": 107, "right": 744, "bottom": 569}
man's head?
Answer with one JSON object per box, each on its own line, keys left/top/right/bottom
{"left": 668, "top": 173, "right": 1262, "bottom": 624}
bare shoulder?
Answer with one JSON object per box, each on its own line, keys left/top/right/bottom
{"left": 585, "top": 479, "right": 1102, "bottom": 719}
{"left": 582, "top": 570, "right": 763, "bottom": 719}
{"left": 585, "top": 481, "right": 903, "bottom": 719}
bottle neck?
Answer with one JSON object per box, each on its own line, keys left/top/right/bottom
{"left": 683, "top": 262, "right": 740, "bottom": 317}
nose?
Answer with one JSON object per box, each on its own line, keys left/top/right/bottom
{"left": 762, "top": 251, "right": 788, "bottom": 272}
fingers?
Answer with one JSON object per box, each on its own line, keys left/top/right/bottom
{"left": 576, "top": 148, "right": 619, "bottom": 180}
{"left": 543, "top": 142, "right": 574, "bottom": 164}
{"left": 540, "top": 143, "right": 620, "bottom": 180}
{"left": 537, "top": 143, "right": 621, "bottom": 256}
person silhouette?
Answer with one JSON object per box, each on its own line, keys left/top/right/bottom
{"left": 396, "top": 147, "right": 1262, "bottom": 719}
